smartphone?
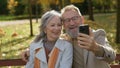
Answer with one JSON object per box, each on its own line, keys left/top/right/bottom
{"left": 79, "top": 24, "right": 89, "bottom": 35}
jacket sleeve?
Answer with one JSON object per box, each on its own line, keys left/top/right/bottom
{"left": 94, "top": 29, "right": 116, "bottom": 63}
{"left": 59, "top": 42, "right": 73, "bottom": 68}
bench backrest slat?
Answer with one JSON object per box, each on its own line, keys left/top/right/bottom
{"left": 110, "top": 54, "right": 120, "bottom": 68}
{"left": 0, "top": 54, "right": 120, "bottom": 68}
{"left": 0, "top": 59, "right": 26, "bottom": 66}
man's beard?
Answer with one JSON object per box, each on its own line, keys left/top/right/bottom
{"left": 66, "top": 29, "right": 78, "bottom": 38}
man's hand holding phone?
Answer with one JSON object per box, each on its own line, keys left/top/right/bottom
{"left": 77, "top": 24, "right": 97, "bottom": 52}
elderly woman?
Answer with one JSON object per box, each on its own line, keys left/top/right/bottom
{"left": 25, "top": 10, "right": 73, "bottom": 68}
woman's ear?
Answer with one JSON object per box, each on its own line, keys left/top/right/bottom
{"left": 44, "top": 28, "right": 46, "bottom": 34}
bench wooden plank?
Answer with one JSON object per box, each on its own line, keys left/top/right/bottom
{"left": 116, "top": 54, "right": 120, "bottom": 60}
{"left": 110, "top": 54, "right": 120, "bottom": 68}
{"left": 0, "top": 59, "right": 26, "bottom": 66}
{"left": 0, "top": 54, "right": 120, "bottom": 68}
{"left": 110, "top": 65, "right": 120, "bottom": 68}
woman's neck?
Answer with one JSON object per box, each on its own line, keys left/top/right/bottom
{"left": 43, "top": 38, "right": 57, "bottom": 51}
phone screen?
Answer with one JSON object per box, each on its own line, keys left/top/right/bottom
{"left": 79, "top": 24, "right": 89, "bottom": 35}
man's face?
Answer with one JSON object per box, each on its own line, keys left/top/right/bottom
{"left": 62, "top": 10, "right": 83, "bottom": 38}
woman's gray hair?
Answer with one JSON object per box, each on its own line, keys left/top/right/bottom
{"left": 34, "top": 10, "right": 61, "bottom": 42}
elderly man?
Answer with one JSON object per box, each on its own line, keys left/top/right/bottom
{"left": 61, "top": 5, "right": 115, "bottom": 68}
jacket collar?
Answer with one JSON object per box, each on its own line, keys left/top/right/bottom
{"left": 33, "top": 38, "right": 64, "bottom": 64}
{"left": 33, "top": 38, "right": 64, "bottom": 51}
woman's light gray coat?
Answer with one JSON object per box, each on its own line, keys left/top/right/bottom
{"left": 25, "top": 39, "right": 73, "bottom": 68}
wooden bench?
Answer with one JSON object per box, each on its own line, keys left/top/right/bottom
{"left": 0, "top": 59, "right": 26, "bottom": 66}
{"left": 0, "top": 54, "right": 120, "bottom": 68}
{"left": 110, "top": 54, "right": 120, "bottom": 68}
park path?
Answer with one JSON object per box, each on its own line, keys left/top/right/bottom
{"left": 0, "top": 19, "right": 40, "bottom": 27}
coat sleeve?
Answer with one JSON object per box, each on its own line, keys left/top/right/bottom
{"left": 94, "top": 29, "right": 116, "bottom": 63}
{"left": 59, "top": 41, "right": 73, "bottom": 68}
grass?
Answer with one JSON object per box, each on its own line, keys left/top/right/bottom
{"left": 0, "top": 15, "right": 26, "bottom": 21}
{"left": 0, "top": 13, "right": 120, "bottom": 68}
{"left": 0, "top": 23, "right": 39, "bottom": 59}
{"left": 0, "top": 22, "right": 39, "bottom": 68}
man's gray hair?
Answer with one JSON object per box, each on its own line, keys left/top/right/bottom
{"left": 61, "top": 4, "right": 82, "bottom": 17}
{"left": 34, "top": 10, "right": 61, "bottom": 42}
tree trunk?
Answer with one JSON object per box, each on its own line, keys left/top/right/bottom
{"left": 36, "top": 3, "right": 38, "bottom": 23}
{"left": 64, "top": 0, "right": 70, "bottom": 6}
{"left": 116, "top": 0, "right": 120, "bottom": 43}
{"left": 28, "top": 0, "right": 33, "bottom": 36}
{"left": 59, "top": 0, "right": 63, "bottom": 10}
{"left": 0, "top": 40, "right": 1, "bottom": 59}
{"left": 88, "top": 0, "right": 94, "bottom": 21}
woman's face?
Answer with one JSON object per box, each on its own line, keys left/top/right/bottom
{"left": 45, "top": 16, "right": 62, "bottom": 41}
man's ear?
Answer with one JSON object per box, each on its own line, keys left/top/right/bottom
{"left": 81, "top": 16, "right": 84, "bottom": 24}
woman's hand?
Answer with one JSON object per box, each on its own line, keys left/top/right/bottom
{"left": 20, "top": 49, "right": 30, "bottom": 62}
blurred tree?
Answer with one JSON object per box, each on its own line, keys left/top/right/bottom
{"left": 35, "top": 3, "right": 38, "bottom": 23}
{"left": 38, "top": 0, "right": 50, "bottom": 12}
{"left": 102, "top": 0, "right": 112, "bottom": 13}
{"left": 35, "top": 0, "right": 39, "bottom": 23}
{"left": 112, "top": 0, "right": 117, "bottom": 9}
{"left": 0, "top": 0, "right": 9, "bottom": 15}
{"left": 58, "top": 0, "right": 63, "bottom": 10}
{"left": 92, "top": 0, "right": 103, "bottom": 12}
{"left": 63, "top": 0, "right": 70, "bottom": 7}
{"left": 116, "top": 0, "right": 120, "bottom": 43}
{"left": 93, "top": 0, "right": 114, "bottom": 13}
{"left": 49, "top": 0, "right": 60, "bottom": 10}
{"left": 70, "top": 0, "right": 88, "bottom": 15}
{"left": 28, "top": 0, "right": 33, "bottom": 36}
{"left": 87, "top": 0, "right": 94, "bottom": 21}
{"left": 71, "top": 0, "right": 84, "bottom": 3}
{"left": 7, "top": 0, "right": 18, "bottom": 15}
{"left": 14, "top": 0, "right": 26, "bottom": 15}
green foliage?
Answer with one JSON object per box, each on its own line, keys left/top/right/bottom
{"left": 7, "top": 0, "right": 18, "bottom": 15}
{"left": 0, "top": 15, "right": 28, "bottom": 21}
{"left": 0, "top": 15, "right": 42, "bottom": 21}
{"left": 93, "top": 0, "right": 116, "bottom": 13}
{"left": 14, "top": 2, "right": 26, "bottom": 15}
{"left": 32, "top": 4, "right": 43, "bottom": 15}
{"left": 0, "top": 15, "right": 18, "bottom": 20}
{"left": 0, "top": 0, "right": 9, "bottom": 15}
{"left": 0, "top": 0, "right": 117, "bottom": 16}
{"left": 72, "top": 1, "right": 88, "bottom": 15}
